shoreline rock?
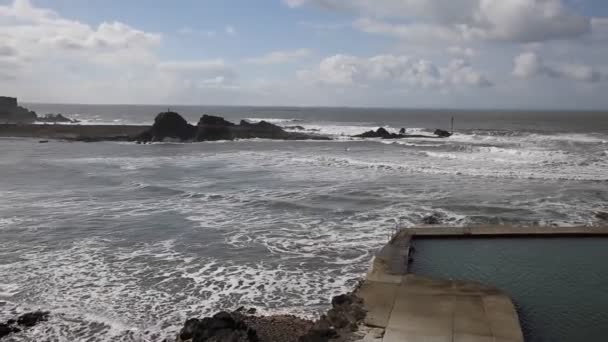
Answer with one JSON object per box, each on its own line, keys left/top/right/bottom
{"left": 0, "top": 311, "right": 49, "bottom": 339}
{"left": 352, "top": 127, "right": 451, "bottom": 139}
{"left": 175, "top": 292, "right": 366, "bottom": 342}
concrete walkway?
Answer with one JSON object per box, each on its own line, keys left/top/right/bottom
{"left": 354, "top": 230, "right": 524, "bottom": 342}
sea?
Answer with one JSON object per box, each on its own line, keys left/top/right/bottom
{"left": 1, "top": 104, "right": 607, "bottom": 341}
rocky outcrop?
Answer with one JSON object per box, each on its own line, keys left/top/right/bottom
{"left": 0, "top": 96, "right": 37, "bottom": 123}
{"left": 37, "top": 113, "right": 80, "bottom": 123}
{"left": 175, "top": 292, "right": 366, "bottom": 342}
{"left": 0, "top": 311, "right": 49, "bottom": 339}
{"left": 434, "top": 129, "right": 452, "bottom": 137}
{"left": 177, "top": 312, "right": 259, "bottom": 342}
{"left": 137, "top": 112, "right": 196, "bottom": 142}
{"left": 138, "top": 112, "right": 330, "bottom": 143}
{"left": 353, "top": 127, "right": 443, "bottom": 139}
{"left": 195, "top": 115, "right": 235, "bottom": 141}
{"left": 353, "top": 127, "right": 398, "bottom": 139}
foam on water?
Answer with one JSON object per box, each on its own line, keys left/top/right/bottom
{"left": 1, "top": 118, "right": 607, "bottom": 341}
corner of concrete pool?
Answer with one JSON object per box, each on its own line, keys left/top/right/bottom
{"left": 354, "top": 225, "right": 608, "bottom": 342}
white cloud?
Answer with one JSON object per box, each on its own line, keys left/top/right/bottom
{"left": 246, "top": 49, "right": 312, "bottom": 65}
{"left": 0, "top": 0, "right": 240, "bottom": 103}
{"left": 288, "top": 0, "right": 591, "bottom": 43}
{"left": 301, "top": 54, "right": 491, "bottom": 88}
{"left": 513, "top": 52, "right": 605, "bottom": 82}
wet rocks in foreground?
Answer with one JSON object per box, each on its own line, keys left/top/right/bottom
{"left": 176, "top": 292, "right": 366, "bottom": 342}
{"left": 0, "top": 311, "right": 49, "bottom": 339}
{"left": 177, "top": 312, "right": 259, "bottom": 342}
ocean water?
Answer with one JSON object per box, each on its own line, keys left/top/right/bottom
{"left": 1, "top": 104, "right": 607, "bottom": 341}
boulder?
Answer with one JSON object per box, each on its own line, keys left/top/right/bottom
{"left": 434, "top": 129, "right": 452, "bottom": 138}
{"left": 137, "top": 112, "right": 196, "bottom": 142}
{"left": 199, "top": 114, "right": 235, "bottom": 127}
{"left": 195, "top": 115, "right": 236, "bottom": 141}
{"left": 0, "top": 323, "right": 20, "bottom": 339}
{"left": 422, "top": 212, "right": 445, "bottom": 225}
{"left": 177, "top": 312, "right": 259, "bottom": 342}
{"left": 17, "top": 311, "right": 49, "bottom": 327}
{"left": 399, "top": 128, "right": 406, "bottom": 134}
{"left": 0, "top": 311, "right": 49, "bottom": 339}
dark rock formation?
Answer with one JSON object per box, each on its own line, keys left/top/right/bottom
{"left": 596, "top": 212, "right": 608, "bottom": 221}
{"left": 138, "top": 113, "right": 329, "bottom": 143}
{"left": 422, "top": 212, "right": 446, "bottom": 225}
{"left": 299, "top": 293, "right": 365, "bottom": 342}
{"left": 353, "top": 127, "right": 447, "bottom": 139}
{"left": 175, "top": 291, "right": 366, "bottom": 342}
{"left": 17, "top": 311, "right": 49, "bottom": 327}
{"left": 196, "top": 116, "right": 329, "bottom": 141}
{"left": 0, "top": 96, "right": 37, "bottom": 123}
{"left": 0, "top": 311, "right": 49, "bottom": 339}
{"left": 353, "top": 127, "right": 399, "bottom": 139}
{"left": 0, "top": 323, "right": 21, "bottom": 339}
{"left": 434, "top": 129, "right": 452, "bottom": 137}
{"left": 137, "top": 112, "right": 196, "bottom": 142}
{"left": 195, "top": 115, "right": 235, "bottom": 141}
{"left": 177, "top": 312, "right": 259, "bottom": 342}
{"left": 37, "top": 113, "right": 79, "bottom": 123}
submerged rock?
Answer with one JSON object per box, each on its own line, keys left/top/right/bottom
{"left": 0, "top": 311, "right": 49, "bottom": 339}
{"left": 17, "top": 311, "right": 50, "bottom": 327}
{"left": 353, "top": 127, "right": 399, "bottom": 139}
{"left": 0, "top": 323, "right": 21, "bottom": 339}
{"left": 596, "top": 212, "right": 608, "bottom": 221}
{"left": 422, "top": 212, "right": 446, "bottom": 225}
{"left": 37, "top": 113, "right": 79, "bottom": 123}
{"left": 434, "top": 129, "right": 452, "bottom": 137}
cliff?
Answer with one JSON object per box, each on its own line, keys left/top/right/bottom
{"left": 0, "top": 96, "right": 37, "bottom": 123}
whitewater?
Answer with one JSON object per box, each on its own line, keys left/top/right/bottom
{"left": 1, "top": 105, "right": 607, "bottom": 341}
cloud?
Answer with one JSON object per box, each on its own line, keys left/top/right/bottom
{"left": 0, "top": 0, "right": 241, "bottom": 103}
{"left": 513, "top": 52, "right": 605, "bottom": 82}
{"left": 245, "top": 49, "right": 312, "bottom": 65}
{"left": 301, "top": 54, "right": 491, "bottom": 88}
{"left": 0, "top": 45, "right": 17, "bottom": 56}
{"left": 288, "top": 0, "right": 591, "bottom": 43}
{"left": 0, "top": 0, "right": 162, "bottom": 71}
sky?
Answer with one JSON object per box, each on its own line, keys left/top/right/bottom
{"left": 0, "top": 0, "right": 608, "bottom": 109}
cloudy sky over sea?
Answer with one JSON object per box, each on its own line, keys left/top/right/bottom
{"left": 0, "top": 0, "right": 608, "bottom": 109}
